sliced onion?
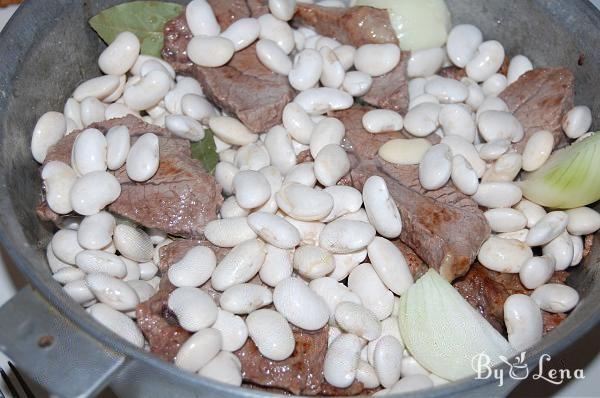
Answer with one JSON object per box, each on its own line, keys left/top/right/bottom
{"left": 520, "top": 132, "right": 600, "bottom": 209}
{"left": 398, "top": 269, "right": 515, "bottom": 381}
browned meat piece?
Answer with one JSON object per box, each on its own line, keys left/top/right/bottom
{"left": 136, "top": 278, "right": 190, "bottom": 362}
{"left": 439, "top": 66, "right": 466, "bottom": 80}
{"left": 246, "top": 0, "right": 269, "bottom": 16}
{"left": 361, "top": 51, "right": 410, "bottom": 114}
{"left": 158, "top": 239, "right": 230, "bottom": 272}
{"left": 337, "top": 107, "right": 489, "bottom": 280}
{"left": 453, "top": 263, "right": 572, "bottom": 335}
{"left": 392, "top": 239, "right": 429, "bottom": 280}
{"left": 36, "top": 201, "right": 61, "bottom": 226}
{"left": 293, "top": 3, "right": 398, "bottom": 47}
{"left": 296, "top": 149, "right": 313, "bottom": 164}
{"left": 499, "top": 68, "right": 574, "bottom": 152}
{"left": 206, "top": 0, "right": 250, "bottom": 29}
{"left": 163, "top": 14, "right": 295, "bottom": 133}
{"left": 235, "top": 326, "right": 366, "bottom": 395}
{"left": 38, "top": 116, "right": 221, "bottom": 238}
{"left": 583, "top": 234, "right": 594, "bottom": 258}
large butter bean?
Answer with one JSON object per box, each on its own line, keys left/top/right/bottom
{"left": 355, "top": 44, "right": 401, "bottom": 77}
{"left": 273, "top": 277, "right": 329, "bottom": 330}
{"left": 211, "top": 239, "right": 266, "bottom": 291}
{"left": 478, "top": 236, "right": 533, "bottom": 273}
{"left": 246, "top": 309, "right": 295, "bottom": 361}
{"left": 98, "top": 32, "right": 140, "bottom": 75}
{"left": 348, "top": 263, "right": 394, "bottom": 320}
{"left": 362, "top": 176, "right": 402, "bottom": 238}
{"left": 504, "top": 294, "right": 543, "bottom": 351}
{"left": 531, "top": 284, "right": 579, "bottom": 313}
{"left": 367, "top": 237, "right": 413, "bottom": 295}
{"left": 276, "top": 183, "right": 333, "bottom": 221}
{"left": 31, "top": 111, "right": 67, "bottom": 163}
{"left": 70, "top": 171, "right": 121, "bottom": 216}
{"left": 168, "top": 287, "right": 218, "bottom": 332}
{"left": 472, "top": 182, "right": 522, "bottom": 208}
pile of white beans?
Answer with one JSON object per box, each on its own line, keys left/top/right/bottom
{"left": 31, "top": 0, "right": 598, "bottom": 394}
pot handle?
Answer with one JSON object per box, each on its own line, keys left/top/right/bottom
{"left": 0, "top": 286, "right": 125, "bottom": 397}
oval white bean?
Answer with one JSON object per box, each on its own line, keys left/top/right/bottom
{"left": 451, "top": 155, "right": 479, "bottom": 195}
{"left": 314, "top": 144, "right": 350, "bottom": 187}
{"left": 73, "top": 75, "right": 121, "bottom": 102}
{"left": 198, "top": 351, "right": 242, "bottom": 386}
{"left": 246, "top": 309, "right": 295, "bottom": 361}
{"left": 282, "top": 102, "right": 314, "bottom": 144}
{"left": 165, "top": 115, "right": 205, "bottom": 141}
{"left": 542, "top": 232, "right": 574, "bottom": 271}
{"left": 403, "top": 103, "right": 440, "bottom": 137}
{"left": 465, "top": 40, "right": 505, "bottom": 82}
{"left": 367, "top": 237, "right": 413, "bottom": 295}
{"left": 175, "top": 328, "right": 222, "bottom": 372}
{"left": 478, "top": 236, "right": 533, "bottom": 273}
{"left": 181, "top": 94, "right": 216, "bottom": 122}
{"left": 319, "top": 219, "right": 375, "bottom": 254}
{"left": 320, "top": 46, "right": 345, "bottom": 88}
{"left": 186, "top": 0, "right": 220, "bottom": 36}
{"left": 258, "top": 13, "right": 294, "bottom": 54}
{"left": 126, "top": 133, "right": 159, "bottom": 182}
{"left": 273, "top": 277, "right": 329, "bottom": 330}
{"left": 211, "top": 239, "right": 267, "bottom": 291}
{"left": 247, "top": 212, "right": 300, "bottom": 249}
{"left": 209, "top": 116, "right": 258, "bottom": 146}
{"left": 53, "top": 266, "right": 85, "bottom": 285}
{"left": 406, "top": 47, "right": 444, "bottom": 78}
{"left": 288, "top": 48, "right": 322, "bottom": 91}
{"left": 362, "top": 109, "right": 403, "bottom": 134}
{"left": 378, "top": 138, "right": 431, "bottom": 166}
{"left": 294, "top": 87, "right": 353, "bottom": 115}
{"left": 309, "top": 277, "right": 362, "bottom": 318}
{"left": 484, "top": 208, "right": 527, "bottom": 233}
{"left": 187, "top": 36, "right": 235, "bottom": 68}
{"left": 419, "top": 144, "right": 452, "bottom": 190}
{"left": 309, "top": 117, "right": 345, "bottom": 158}
{"left": 212, "top": 309, "right": 248, "bottom": 352}
{"left": 42, "top": 161, "right": 77, "bottom": 214}
{"left": 522, "top": 130, "right": 554, "bottom": 171}
{"left": 348, "top": 263, "right": 394, "bottom": 320}
{"left": 514, "top": 200, "right": 547, "bottom": 228}
{"left": 342, "top": 70, "right": 372, "bottom": 97}
{"left": 259, "top": 244, "right": 293, "bottom": 287}
{"left": 478, "top": 110, "right": 524, "bottom": 143}
{"left": 76, "top": 250, "right": 126, "bottom": 278}
{"left": 98, "top": 31, "right": 140, "bottom": 75}
{"left": 504, "top": 294, "right": 543, "bottom": 351}
{"left": 356, "top": 361, "right": 380, "bottom": 389}
{"left": 204, "top": 217, "right": 257, "bottom": 248}
{"left": 472, "top": 182, "right": 522, "bottom": 208}
{"left": 374, "top": 335, "right": 403, "bottom": 388}
{"left": 566, "top": 207, "right": 600, "bottom": 235}
{"left": 324, "top": 334, "right": 362, "bottom": 388}
{"left": 105, "top": 126, "right": 130, "bottom": 170}
{"left": 113, "top": 224, "right": 153, "bottom": 262}
{"left": 446, "top": 24, "right": 483, "bottom": 67}
{"left": 424, "top": 78, "right": 468, "bottom": 103}
{"left": 355, "top": 43, "right": 400, "bottom": 77}
{"left": 256, "top": 39, "right": 292, "bottom": 75}
{"left": 71, "top": 128, "right": 107, "bottom": 175}
{"left": 269, "top": 0, "right": 296, "bottom": 21}
{"left": 438, "top": 104, "right": 476, "bottom": 142}
{"left": 526, "top": 211, "right": 568, "bottom": 246}
{"left": 123, "top": 70, "right": 171, "bottom": 111}
{"left": 31, "top": 111, "right": 67, "bottom": 163}
{"left": 51, "top": 229, "right": 84, "bottom": 265}
{"left": 571, "top": 234, "right": 583, "bottom": 266}
{"left": 88, "top": 303, "right": 144, "bottom": 347}
{"left": 46, "top": 244, "right": 71, "bottom": 273}
{"left": 86, "top": 272, "right": 139, "bottom": 311}
{"left": 220, "top": 283, "right": 272, "bottom": 314}
{"left": 276, "top": 183, "right": 334, "bottom": 221}
{"left": 335, "top": 302, "right": 381, "bottom": 341}
{"left": 562, "top": 106, "right": 592, "bottom": 139}
{"left": 220, "top": 17, "right": 260, "bottom": 51}
{"left": 264, "top": 125, "right": 296, "bottom": 174}
{"left": 168, "top": 287, "right": 218, "bottom": 332}
{"left": 293, "top": 245, "right": 335, "bottom": 279}
{"left": 168, "top": 246, "right": 217, "bottom": 288}
{"left": 507, "top": 55, "right": 533, "bottom": 84}
{"left": 64, "top": 280, "right": 95, "bottom": 304}
{"left": 214, "top": 161, "right": 239, "bottom": 196}
{"left": 482, "top": 73, "right": 508, "bottom": 97}
{"left": 531, "top": 283, "right": 579, "bottom": 313}
{"left": 321, "top": 185, "right": 362, "bottom": 223}
{"left": 138, "top": 261, "right": 158, "bottom": 281}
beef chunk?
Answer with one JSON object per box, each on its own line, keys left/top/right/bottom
{"left": 293, "top": 3, "right": 398, "bottom": 47}
{"left": 499, "top": 68, "right": 574, "bottom": 152}
{"left": 39, "top": 116, "right": 221, "bottom": 238}
{"left": 163, "top": 13, "right": 295, "bottom": 133}
{"left": 361, "top": 51, "right": 410, "bottom": 114}
{"left": 453, "top": 263, "right": 571, "bottom": 334}
{"left": 337, "top": 107, "right": 490, "bottom": 281}
{"left": 235, "top": 326, "right": 367, "bottom": 395}
{"left": 136, "top": 278, "right": 189, "bottom": 362}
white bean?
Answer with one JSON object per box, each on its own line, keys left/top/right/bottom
{"left": 403, "top": 103, "right": 440, "bottom": 137}
{"left": 165, "top": 115, "right": 205, "bottom": 141}
{"left": 86, "top": 272, "right": 139, "bottom": 311}
{"left": 462, "top": 77, "right": 486, "bottom": 110}
{"left": 329, "top": 249, "right": 367, "bottom": 281}
{"left": 187, "top": 36, "right": 235, "bottom": 68}
{"left": 562, "top": 106, "right": 592, "bottom": 139}
{"left": 472, "top": 182, "right": 522, "bottom": 208}
{"left": 209, "top": 116, "right": 257, "bottom": 145}
{"left": 263, "top": 126, "right": 296, "bottom": 174}
{"left": 419, "top": 144, "right": 452, "bottom": 190}
{"left": 123, "top": 70, "right": 171, "bottom": 111}
{"left": 220, "top": 17, "right": 260, "bottom": 51}
{"left": 273, "top": 277, "right": 329, "bottom": 330}
{"left": 515, "top": 200, "right": 547, "bottom": 228}
{"left": 362, "top": 177, "right": 402, "bottom": 238}
{"left": 321, "top": 186, "right": 362, "bottom": 222}
{"left": 476, "top": 96, "right": 509, "bottom": 122}
{"left": 104, "top": 126, "right": 130, "bottom": 170}
{"left": 507, "top": 55, "right": 533, "bottom": 84}
{"left": 51, "top": 229, "right": 84, "bottom": 265}
{"left": 105, "top": 103, "right": 138, "bottom": 121}
{"left": 175, "top": 328, "right": 222, "bottom": 372}
{"left": 288, "top": 48, "right": 322, "bottom": 91}
{"left": 542, "top": 232, "right": 574, "bottom": 271}
{"left": 186, "top": 0, "right": 220, "bottom": 36}
{"left": 46, "top": 244, "right": 71, "bottom": 273}
{"left": 451, "top": 155, "right": 479, "bottom": 195}
{"left": 482, "top": 151, "right": 522, "bottom": 183}
{"left": 282, "top": 102, "right": 314, "bottom": 144}
{"left": 406, "top": 47, "right": 444, "bottom": 78}
{"left": 64, "top": 280, "right": 95, "bottom": 304}
{"left": 446, "top": 24, "right": 483, "bottom": 68}
{"left": 484, "top": 208, "right": 527, "bottom": 233}
{"left": 285, "top": 216, "right": 324, "bottom": 246}
{"left": 526, "top": 211, "right": 568, "bottom": 246}
{"left": 53, "top": 266, "right": 85, "bottom": 285}
{"left": 88, "top": 303, "right": 144, "bottom": 347}
{"left": 113, "top": 224, "right": 153, "bottom": 263}
{"left": 42, "top": 161, "right": 77, "bottom": 214}
{"left": 309, "top": 277, "right": 361, "bottom": 318}
{"left": 98, "top": 32, "right": 140, "bottom": 75}
{"left": 80, "top": 97, "right": 106, "bottom": 126}
{"left": 314, "top": 144, "right": 350, "bottom": 187}
{"left": 293, "top": 245, "right": 335, "bottom": 279}
{"left": 362, "top": 110, "right": 403, "bottom": 134}
{"left": 256, "top": 39, "right": 292, "bottom": 75}
{"left": 465, "top": 40, "right": 505, "bottom": 82}
{"left": 478, "top": 110, "right": 524, "bottom": 143}
{"left": 504, "top": 294, "right": 543, "bottom": 351}
{"left": 212, "top": 309, "right": 248, "bottom": 352}
{"left": 138, "top": 261, "right": 158, "bottom": 281}
{"left": 424, "top": 78, "right": 468, "bottom": 103}
{"left": 284, "top": 162, "right": 316, "bottom": 187}
{"left": 198, "top": 351, "right": 242, "bottom": 386}
{"left": 258, "top": 13, "right": 294, "bottom": 54}
{"left": 438, "top": 104, "right": 476, "bottom": 142}
{"left": 521, "top": 130, "right": 554, "bottom": 171}
{"left": 367, "top": 237, "right": 413, "bottom": 295}
{"left": 64, "top": 98, "right": 82, "bottom": 129}
{"left": 356, "top": 360, "right": 380, "bottom": 389}
{"left": 335, "top": 302, "right": 381, "bottom": 341}
{"left": 211, "top": 239, "right": 267, "bottom": 291}
{"left": 122, "top": 257, "right": 141, "bottom": 282}
{"left": 320, "top": 46, "right": 345, "bottom": 88}
{"left": 246, "top": 309, "right": 295, "bottom": 361}
{"left": 478, "top": 236, "right": 533, "bottom": 273}
{"left": 259, "top": 244, "right": 293, "bottom": 287}
{"left": 73, "top": 75, "right": 121, "bottom": 102}
{"left": 168, "top": 287, "right": 217, "bottom": 332}
{"left": 478, "top": 139, "right": 510, "bottom": 161}
{"left": 355, "top": 44, "right": 401, "bottom": 77}
{"left": 309, "top": 117, "right": 345, "bottom": 157}
{"left": 276, "top": 183, "right": 334, "bottom": 221}
{"left": 125, "top": 133, "right": 159, "bottom": 182}
{"left": 320, "top": 219, "right": 375, "bottom": 254}
{"left": 269, "top": 0, "right": 296, "bottom": 21}
{"left": 571, "top": 235, "right": 583, "bottom": 266}
{"left": 220, "top": 283, "right": 272, "bottom": 314}
{"left": 378, "top": 138, "right": 431, "bottom": 165}
{"left": 181, "top": 94, "right": 216, "bottom": 122}
{"left": 76, "top": 250, "right": 126, "bottom": 278}
{"left": 342, "top": 71, "right": 372, "bottom": 97}
{"left": 324, "top": 334, "right": 362, "bottom": 388}
{"left": 214, "top": 161, "right": 239, "bottom": 196}
{"left": 566, "top": 207, "right": 600, "bottom": 235}
{"left": 294, "top": 87, "right": 353, "bottom": 115}
{"left": 232, "top": 170, "right": 270, "bottom": 209}
{"left": 389, "top": 374, "right": 433, "bottom": 393}
{"left": 401, "top": 356, "right": 430, "bottom": 377}
{"left": 334, "top": 45, "right": 356, "bottom": 71}
{"left": 531, "top": 284, "right": 579, "bottom": 313}
{"left": 348, "top": 263, "right": 394, "bottom": 320}
{"left": 168, "top": 246, "right": 216, "bottom": 287}
{"left": 247, "top": 212, "right": 300, "bottom": 249}
{"left": 482, "top": 73, "right": 508, "bottom": 97}
{"left": 31, "top": 111, "right": 66, "bottom": 163}
{"left": 164, "top": 77, "right": 203, "bottom": 114}
{"left": 374, "top": 336, "right": 403, "bottom": 388}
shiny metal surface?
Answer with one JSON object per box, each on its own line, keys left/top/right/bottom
{"left": 0, "top": 1, "right": 598, "bottom": 397}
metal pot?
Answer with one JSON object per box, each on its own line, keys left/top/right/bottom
{"left": 0, "top": 0, "right": 598, "bottom": 396}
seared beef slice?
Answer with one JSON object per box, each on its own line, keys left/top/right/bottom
{"left": 163, "top": 11, "right": 295, "bottom": 133}
{"left": 499, "top": 68, "right": 574, "bottom": 152}
{"left": 337, "top": 107, "right": 490, "bottom": 281}
{"left": 40, "top": 116, "right": 221, "bottom": 238}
